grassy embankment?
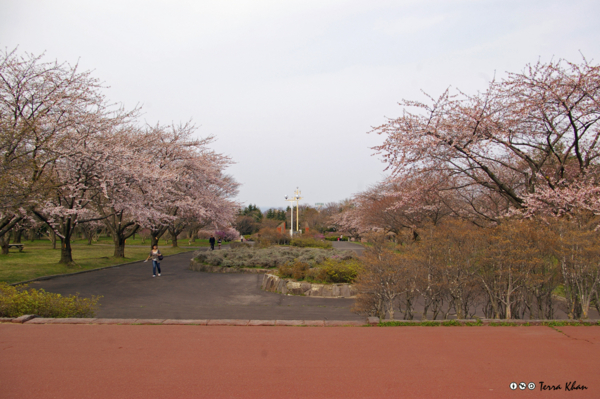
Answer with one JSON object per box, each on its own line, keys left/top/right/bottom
{"left": 0, "top": 237, "right": 210, "bottom": 284}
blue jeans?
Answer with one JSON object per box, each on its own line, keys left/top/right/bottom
{"left": 152, "top": 260, "right": 161, "bottom": 276}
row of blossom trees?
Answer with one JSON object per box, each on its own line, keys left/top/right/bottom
{"left": 0, "top": 49, "right": 239, "bottom": 263}
{"left": 339, "top": 57, "right": 600, "bottom": 319}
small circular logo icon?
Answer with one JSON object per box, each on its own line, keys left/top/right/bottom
{"left": 528, "top": 382, "right": 536, "bottom": 390}
{"left": 510, "top": 382, "right": 517, "bottom": 390}
{"left": 519, "top": 382, "right": 527, "bottom": 390}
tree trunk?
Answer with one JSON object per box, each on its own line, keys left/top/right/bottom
{"left": 59, "top": 237, "right": 74, "bottom": 264}
{"left": 113, "top": 235, "right": 126, "bottom": 258}
{"left": 171, "top": 235, "right": 178, "bottom": 247}
{"left": 150, "top": 227, "right": 168, "bottom": 249}
{"left": 50, "top": 230, "right": 57, "bottom": 249}
{"left": 13, "top": 229, "right": 22, "bottom": 243}
{"left": 0, "top": 236, "right": 8, "bottom": 255}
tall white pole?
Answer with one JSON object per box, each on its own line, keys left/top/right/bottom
{"left": 290, "top": 202, "right": 294, "bottom": 238}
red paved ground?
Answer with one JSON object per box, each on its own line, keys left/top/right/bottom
{"left": 1, "top": 324, "right": 598, "bottom": 398}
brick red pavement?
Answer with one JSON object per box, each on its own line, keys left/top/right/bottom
{"left": 1, "top": 324, "right": 598, "bottom": 398}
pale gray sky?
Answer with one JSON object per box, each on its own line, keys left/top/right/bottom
{"left": 2, "top": 0, "right": 599, "bottom": 209}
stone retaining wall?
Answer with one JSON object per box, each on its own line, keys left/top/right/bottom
{"left": 189, "top": 260, "right": 271, "bottom": 274}
{"left": 261, "top": 273, "right": 357, "bottom": 298}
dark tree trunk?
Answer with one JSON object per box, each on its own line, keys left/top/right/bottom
{"left": 13, "top": 229, "right": 23, "bottom": 243}
{"left": 59, "top": 237, "right": 74, "bottom": 264}
{"left": 86, "top": 230, "right": 94, "bottom": 245}
{"left": 171, "top": 236, "right": 178, "bottom": 247}
{"left": 114, "top": 235, "right": 126, "bottom": 258}
{"left": 112, "top": 224, "right": 138, "bottom": 258}
{"left": 50, "top": 230, "right": 57, "bottom": 249}
{"left": 0, "top": 215, "right": 24, "bottom": 254}
{"left": 150, "top": 227, "right": 168, "bottom": 249}
{"left": 0, "top": 236, "right": 8, "bottom": 255}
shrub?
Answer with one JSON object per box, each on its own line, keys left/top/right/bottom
{"left": 0, "top": 282, "right": 101, "bottom": 318}
{"left": 318, "top": 258, "right": 361, "bottom": 283}
{"left": 291, "top": 237, "right": 332, "bottom": 248}
{"left": 192, "top": 246, "right": 355, "bottom": 271}
{"left": 251, "top": 227, "right": 290, "bottom": 246}
{"left": 325, "top": 236, "right": 349, "bottom": 241}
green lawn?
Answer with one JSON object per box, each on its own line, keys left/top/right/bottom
{"left": 0, "top": 237, "right": 210, "bottom": 284}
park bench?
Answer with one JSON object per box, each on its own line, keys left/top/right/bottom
{"left": 8, "top": 243, "right": 24, "bottom": 252}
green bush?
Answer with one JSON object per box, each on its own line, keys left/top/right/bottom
{"left": 279, "top": 258, "right": 361, "bottom": 284}
{"left": 325, "top": 236, "right": 349, "bottom": 241}
{"left": 0, "top": 282, "right": 101, "bottom": 318}
{"left": 318, "top": 258, "right": 361, "bottom": 283}
{"left": 291, "top": 237, "right": 332, "bottom": 249}
{"left": 279, "top": 261, "right": 310, "bottom": 280}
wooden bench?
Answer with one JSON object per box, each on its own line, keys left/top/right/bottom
{"left": 8, "top": 243, "right": 24, "bottom": 252}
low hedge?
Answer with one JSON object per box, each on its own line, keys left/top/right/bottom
{"left": 278, "top": 258, "right": 361, "bottom": 284}
{"left": 192, "top": 246, "right": 355, "bottom": 269}
{"left": 0, "top": 282, "right": 101, "bottom": 318}
{"left": 324, "top": 236, "right": 349, "bottom": 241}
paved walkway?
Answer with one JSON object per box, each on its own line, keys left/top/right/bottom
{"left": 1, "top": 323, "right": 598, "bottom": 398}
{"left": 29, "top": 249, "right": 364, "bottom": 321}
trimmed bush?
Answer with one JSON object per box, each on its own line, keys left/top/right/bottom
{"left": 325, "top": 236, "right": 349, "bottom": 241}
{"left": 279, "top": 258, "right": 361, "bottom": 284}
{"left": 0, "top": 282, "right": 101, "bottom": 318}
{"left": 192, "top": 246, "right": 355, "bottom": 270}
{"left": 279, "top": 261, "right": 310, "bottom": 280}
{"left": 318, "top": 258, "right": 361, "bottom": 283}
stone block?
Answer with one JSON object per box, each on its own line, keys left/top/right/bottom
{"left": 135, "top": 319, "right": 166, "bottom": 325}
{"left": 162, "top": 319, "right": 207, "bottom": 325}
{"left": 325, "top": 320, "right": 364, "bottom": 327}
{"left": 331, "top": 285, "right": 341, "bottom": 297}
{"left": 207, "top": 319, "right": 249, "bottom": 326}
{"left": 276, "top": 279, "right": 285, "bottom": 292}
{"left": 287, "top": 282, "right": 304, "bottom": 295}
{"left": 367, "top": 317, "right": 379, "bottom": 325}
{"left": 321, "top": 285, "right": 333, "bottom": 297}
{"left": 340, "top": 285, "right": 351, "bottom": 297}
{"left": 248, "top": 320, "right": 276, "bottom": 326}
{"left": 302, "top": 320, "right": 325, "bottom": 327}
{"left": 94, "top": 318, "right": 137, "bottom": 325}
{"left": 275, "top": 320, "right": 305, "bottom": 326}
{"left": 300, "top": 282, "right": 312, "bottom": 292}
{"left": 308, "top": 285, "right": 323, "bottom": 296}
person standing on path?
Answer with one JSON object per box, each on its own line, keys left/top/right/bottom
{"left": 209, "top": 235, "right": 216, "bottom": 250}
{"left": 217, "top": 237, "right": 222, "bottom": 249}
{"left": 145, "top": 245, "right": 162, "bottom": 277}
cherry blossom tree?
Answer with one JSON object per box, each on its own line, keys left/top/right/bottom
{"left": 372, "top": 57, "right": 600, "bottom": 219}
{"left": 0, "top": 49, "right": 110, "bottom": 255}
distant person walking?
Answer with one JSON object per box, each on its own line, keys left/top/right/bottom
{"left": 145, "top": 245, "right": 163, "bottom": 277}
{"left": 217, "top": 237, "right": 222, "bottom": 250}
{"left": 209, "top": 235, "right": 216, "bottom": 250}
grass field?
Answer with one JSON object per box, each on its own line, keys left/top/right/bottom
{"left": 0, "top": 237, "right": 210, "bottom": 284}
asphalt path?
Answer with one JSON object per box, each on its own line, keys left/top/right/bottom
{"left": 1, "top": 323, "right": 598, "bottom": 398}
{"left": 28, "top": 245, "right": 365, "bottom": 321}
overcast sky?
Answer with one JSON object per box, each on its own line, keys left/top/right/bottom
{"left": 2, "top": 0, "right": 599, "bottom": 209}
